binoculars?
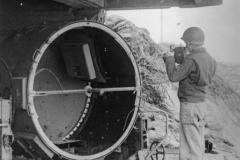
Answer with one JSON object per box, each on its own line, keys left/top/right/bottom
{"left": 170, "top": 46, "right": 186, "bottom": 64}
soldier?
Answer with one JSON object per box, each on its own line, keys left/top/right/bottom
{"left": 163, "top": 27, "right": 217, "bottom": 160}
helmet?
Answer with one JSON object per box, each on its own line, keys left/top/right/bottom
{"left": 181, "top": 27, "right": 204, "bottom": 45}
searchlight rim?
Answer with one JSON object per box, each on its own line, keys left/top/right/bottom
{"left": 27, "top": 21, "right": 142, "bottom": 160}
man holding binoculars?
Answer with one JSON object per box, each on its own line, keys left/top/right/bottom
{"left": 163, "top": 27, "right": 217, "bottom": 160}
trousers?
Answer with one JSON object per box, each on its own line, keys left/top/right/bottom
{"left": 179, "top": 102, "right": 207, "bottom": 160}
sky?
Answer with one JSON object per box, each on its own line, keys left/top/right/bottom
{"left": 107, "top": 0, "right": 240, "bottom": 64}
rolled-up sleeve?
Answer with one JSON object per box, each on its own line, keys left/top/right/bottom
{"left": 163, "top": 56, "right": 195, "bottom": 82}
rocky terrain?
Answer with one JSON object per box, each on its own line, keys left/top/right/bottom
{"left": 106, "top": 15, "right": 240, "bottom": 160}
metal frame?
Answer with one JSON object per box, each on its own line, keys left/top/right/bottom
{"left": 0, "top": 99, "right": 13, "bottom": 160}
{"left": 142, "top": 110, "right": 168, "bottom": 160}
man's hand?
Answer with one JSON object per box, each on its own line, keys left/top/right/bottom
{"left": 163, "top": 51, "right": 175, "bottom": 63}
{"left": 163, "top": 51, "right": 174, "bottom": 58}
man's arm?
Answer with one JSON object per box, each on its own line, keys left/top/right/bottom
{"left": 163, "top": 53, "right": 195, "bottom": 82}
